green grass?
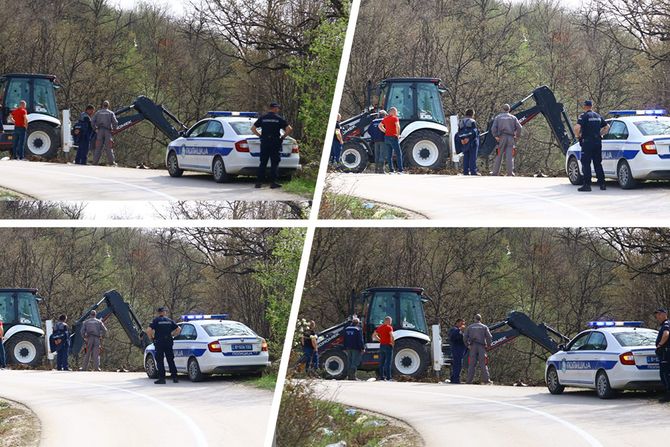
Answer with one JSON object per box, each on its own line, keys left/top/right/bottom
{"left": 282, "top": 177, "right": 316, "bottom": 196}
{"left": 242, "top": 372, "right": 278, "bottom": 391}
{"left": 0, "top": 188, "right": 23, "bottom": 200}
{"left": 319, "top": 193, "right": 409, "bottom": 219}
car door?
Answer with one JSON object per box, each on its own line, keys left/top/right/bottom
{"left": 559, "top": 331, "right": 592, "bottom": 385}
{"left": 195, "top": 120, "right": 226, "bottom": 170}
{"left": 180, "top": 120, "right": 211, "bottom": 169}
{"left": 601, "top": 120, "right": 628, "bottom": 176}
{"left": 172, "top": 323, "right": 197, "bottom": 371}
{"left": 581, "top": 331, "right": 609, "bottom": 386}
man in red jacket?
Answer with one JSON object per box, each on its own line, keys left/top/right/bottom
{"left": 379, "top": 107, "right": 403, "bottom": 174}
{"left": 10, "top": 100, "right": 28, "bottom": 160}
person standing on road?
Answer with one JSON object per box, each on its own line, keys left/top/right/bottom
{"left": 0, "top": 317, "right": 6, "bottom": 369}
{"left": 491, "top": 104, "right": 522, "bottom": 176}
{"left": 457, "top": 109, "right": 480, "bottom": 176}
{"left": 373, "top": 316, "right": 394, "bottom": 381}
{"left": 574, "top": 100, "right": 609, "bottom": 192}
{"left": 74, "top": 105, "right": 96, "bottom": 165}
{"left": 9, "top": 100, "right": 29, "bottom": 160}
{"left": 343, "top": 317, "right": 365, "bottom": 380}
{"left": 301, "top": 320, "right": 319, "bottom": 376}
{"left": 369, "top": 110, "right": 388, "bottom": 173}
{"left": 464, "top": 314, "right": 493, "bottom": 384}
{"left": 448, "top": 318, "right": 467, "bottom": 384}
{"left": 91, "top": 100, "right": 119, "bottom": 167}
{"left": 54, "top": 314, "right": 70, "bottom": 371}
{"left": 330, "top": 114, "right": 343, "bottom": 165}
{"left": 654, "top": 308, "right": 670, "bottom": 402}
{"left": 379, "top": 107, "right": 403, "bottom": 174}
{"left": 252, "top": 102, "right": 293, "bottom": 189}
{"left": 80, "top": 310, "right": 108, "bottom": 371}
{"left": 146, "top": 306, "right": 181, "bottom": 384}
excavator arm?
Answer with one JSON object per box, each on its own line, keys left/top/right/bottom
{"left": 70, "top": 289, "right": 151, "bottom": 356}
{"left": 487, "top": 311, "right": 570, "bottom": 355}
{"left": 479, "top": 85, "right": 577, "bottom": 157}
{"left": 113, "top": 96, "right": 188, "bottom": 141}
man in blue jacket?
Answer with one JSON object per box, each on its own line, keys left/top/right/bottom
{"left": 368, "top": 110, "right": 387, "bottom": 173}
{"left": 343, "top": 317, "right": 365, "bottom": 380}
{"left": 448, "top": 318, "right": 466, "bottom": 384}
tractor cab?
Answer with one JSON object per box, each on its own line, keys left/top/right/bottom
{"left": 0, "top": 288, "right": 45, "bottom": 366}
{"left": 372, "top": 78, "right": 447, "bottom": 126}
{"left": 357, "top": 287, "right": 430, "bottom": 342}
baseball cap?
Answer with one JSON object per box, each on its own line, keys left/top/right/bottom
{"left": 269, "top": 102, "right": 281, "bottom": 108}
{"left": 583, "top": 100, "right": 593, "bottom": 106}
{"left": 654, "top": 307, "right": 668, "bottom": 314}
{"left": 157, "top": 306, "right": 168, "bottom": 312}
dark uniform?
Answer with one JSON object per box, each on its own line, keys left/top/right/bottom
{"left": 75, "top": 112, "right": 94, "bottom": 165}
{"left": 343, "top": 323, "right": 365, "bottom": 380}
{"left": 54, "top": 321, "right": 70, "bottom": 371}
{"left": 456, "top": 117, "right": 480, "bottom": 176}
{"left": 150, "top": 315, "right": 179, "bottom": 381}
{"left": 577, "top": 110, "right": 608, "bottom": 187}
{"left": 448, "top": 325, "right": 466, "bottom": 384}
{"left": 657, "top": 318, "right": 670, "bottom": 399}
{"left": 254, "top": 112, "right": 289, "bottom": 184}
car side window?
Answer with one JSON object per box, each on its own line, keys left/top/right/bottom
{"left": 603, "top": 120, "right": 628, "bottom": 140}
{"left": 568, "top": 332, "right": 591, "bottom": 351}
{"left": 206, "top": 120, "right": 224, "bottom": 138}
{"left": 187, "top": 121, "right": 210, "bottom": 138}
{"left": 175, "top": 323, "right": 197, "bottom": 341}
{"left": 585, "top": 331, "right": 607, "bottom": 351}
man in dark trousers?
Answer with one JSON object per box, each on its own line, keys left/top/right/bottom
{"left": 369, "top": 110, "right": 387, "bottom": 173}
{"left": 448, "top": 318, "right": 466, "bottom": 384}
{"left": 457, "top": 109, "right": 480, "bottom": 176}
{"left": 74, "top": 105, "right": 96, "bottom": 165}
{"left": 301, "top": 320, "right": 319, "bottom": 376}
{"left": 654, "top": 308, "right": 670, "bottom": 402}
{"left": 343, "top": 317, "right": 365, "bottom": 380}
{"left": 146, "top": 306, "right": 181, "bottom": 384}
{"left": 54, "top": 314, "right": 70, "bottom": 371}
{"left": 575, "top": 100, "right": 609, "bottom": 192}
{"left": 252, "top": 102, "right": 293, "bottom": 189}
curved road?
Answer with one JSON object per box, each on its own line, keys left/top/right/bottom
{"left": 314, "top": 380, "right": 668, "bottom": 447}
{"left": 0, "top": 160, "right": 301, "bottom": 201}
{"left": 0, "top": 370, "right": 272, "bottom": 447}
{"left": 328, "top": 173, "right": 670, "bottom": 225}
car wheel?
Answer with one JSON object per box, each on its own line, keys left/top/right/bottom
{"left": 320, "top": 350, "right": 348, "bottom": 380}
{"left": 566, "top": 156, "right": 583, "bottom": 185}
{"left": 617, "top": 160, "right": 637, "bottom": 189}
{"left": 393, "top": 339, "right": 429, "bottom": 379}
{"left": 6, "top": 333, "right": 44, "bottom": 367}
{"left": 145, "top": 355, "right": 159, "bottom": 379}
{"left": 166, "top": 151, "right": 183, "bottom": 177}
{"left": 212, "top": 156, "right": 230, "bottom": 183}
{"left": 26, "top": 122, "right": 59, "bottom": 159}
{"left": 401, "top": 130, "right": 447, "bottom": 169}
{"left": 340, "top": 142, "right": 370, "bottom": 173}
{"left": 546, "top": 366, "right": 565, "bottom": 395}
{"left": 188, "top": 357, "right": 204, "bottom": 382}
{"left": 595, "top": 370, "right": 616, "bottom": 399}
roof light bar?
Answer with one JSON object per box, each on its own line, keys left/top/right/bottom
{"left": 608, "top": 109, "right": 668, "bottom": 117}
{"left": 207, "top": 111, "right": 258, "bottom": 118}
{"left": 181, "top": 314, "right": 229, "bottom": 321}
{"left": 587, "top": 321, "right": 643, "bottom": 328}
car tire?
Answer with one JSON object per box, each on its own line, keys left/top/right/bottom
{"left": 401, "top": 130, "right": 447, "bottom": 170}
{"left": 188, "top": 357, "right": 205, "bottom": 382}
{"left": 212, "top": 156, "right": 231, "bottom": 183}
{"left": 6, "top": 333, "right": 44, "bottom": 367}
{"left": 166, "top": 151, "right": 183, "bottom": 177}
{"left": 26, "top": 122, "right": 59, "bottom": 159}
{"left": 595, "top": 370, "right": 616, "bottom": 399}
{"left": 340, "top": 141, "right": 370, "bottom": 173}
{"left": 320, "top": 350, "right": 348, "bottom": 380}
{"left": 393, "top": 339, "right": 429, "bottom": 379}
{"left": 145, "top": 355, "right": 159, "bottom": 379}
{"left": 617, "top": 160, "right": 637, "bottom": 189}
{"left": 546, "top": 366, "right": 565, "bottom": 395}
{"left": 566, "top": 156, "right": 583, "bottom": 185}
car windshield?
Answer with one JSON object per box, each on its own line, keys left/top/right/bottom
{"left": 202, "top": 322, "right": 255, "bottom": 337}
{"left": 613, "top": 329, "right": 658, "bottom": 347}
{"left": 634, "top": 120, "right": 670, "bottom": 136}
{"left": 229, "top": 121, "right": 254, "bottom": 136}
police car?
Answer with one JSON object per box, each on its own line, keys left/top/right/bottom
{"left": 165, "top": 111, "right": 300, "bottom": 183}
{"left": 144, "top": 314, "right": 270, "bottom": 382}
{"left": 545, "top": 321, "right": 662, "bottom": 399}
{"left": 565, "top": 110, "right": 670, "bottom": 189}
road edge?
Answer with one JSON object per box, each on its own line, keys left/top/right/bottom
{"left": 0, "top": 396, "right": 41, "bottom": 447}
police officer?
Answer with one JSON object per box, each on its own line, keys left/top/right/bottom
{"left": 343, "top": 317, "right": 365, "bottom": 380}
{"left": 654, "top": 308, "right": 670, "bottom": 402}
{"left": 54, "top": 314, "right": 70, "bottom": 371}
{"left": 252, "top": 102, "right": 293, "bottom": 189}
{"left": 74, "top": 105, "right": 96, "bottom": 165}
{"left": 146, "top": 306, "right": 181, "bottom": 384}
{"left": 448, "top": 318, "right": 466, "bottom": 384}
{"left": 369, "top": 110, "right": 387, "bottom": 173}
{"left": 91, "top": 100, "right": 119, "bottom": 166}
{"left": 457, "top": 109, "right": 480, "bottom": 176}
{"left": 491, "top": 104, "right": 522, "bottom": 176}
{"left": 463, "top": 314, "right": 493, "bottom": 384}
{"left": 80, "top": 310, "right": 108, "bottom": 371}
{"left": 575, "top": 100, "right": 609, "bottom": 192}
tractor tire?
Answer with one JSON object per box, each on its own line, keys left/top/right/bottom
{"left": 546, "top": 366, "right": 565, "bottom": 395}
{"left": 617, "top": 160, "right": 637, "bottom": 189}
{"left": 145, "top": 355, "right": 159, "bottom": 379}
{"left": 6, "top": 333, "right": 44, "bottom": 367}
{"left": 320, "top": 350, "right": 348, "bottom": 380}
{"left": 26, "top": 122, "right": 59, "bottom": 159}
{"left": 566, "top": 156, "right": 583, "bottom": 185}
{"left": 339, "top": 142, "right": 370, "bottom": 173}
{"left": 402, "top": 130, "right": 447, "bottom": 170}
{"left": 188, "top": 357, "right": 205, "bottom": 382}
{"left": 166, "top": 151, "right": 184, "bottom": 177}
{"left": 392, "top": 339, "right": 429, "bottom": 379}
{"left": 212, "top": 156, "right": 231, "bottom": 183}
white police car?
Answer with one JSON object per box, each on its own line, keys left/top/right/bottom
{"left": 565, "top": 110, "right": 670, "bottom": 189}
{"left": 165, "top": 111, "right": 300, "bottom": 183}
{"left": 545, "top": 321, "right": 662, "bottom": 399}
{"left": 144, "top": 314, "right": 270, "bottom": 382}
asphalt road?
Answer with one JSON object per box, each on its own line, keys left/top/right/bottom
{"left": 0, "top": 370, "right": 272, "bottom": 447}
{"left": 327, "top": 173, "right": 670, "bottom": 225}
{"left": 314, "top": 380, "right": 668, "bottom": 447}
{"left": 0, "top": 160, "right": 301, "bottom": 201}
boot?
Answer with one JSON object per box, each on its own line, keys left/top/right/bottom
{"left": 154, "top": 379, "right": 166, "bottom": 384}
{"left": 578, "top": 184, "right": 592, "bottom": 192}
{"left": 659, "top": 393, "right": 670, "bottom": 403}
{"left": 172, "top": 376, "right": 179, "bottom": 383}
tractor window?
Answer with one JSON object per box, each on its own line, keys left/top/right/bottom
{"left": 16, "top": 293, "right": 40, "bottom": 328}
{"left": 385, "top": 83, "right": 415, "bottom": 120}
{"left": 416, "top": 83, "right": 445, "bottom": 124}
{"left": 33, "top": 78, "right": 58, "bottom": 117}
{"left": 369, "top": 292, "right": 397, "bottom": 327}
{"left": 5, "top": 78, "right": 30, "bottom": 112}
{"left": 398, "top": 293, "right": 428, "bottom": 334}
{"left": 0, "top": 292, "right": 16, "bottom": 323}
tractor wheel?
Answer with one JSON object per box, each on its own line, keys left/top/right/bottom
{"left": 340, "top": 142, "right": 370, "bottom": 173}
{"left": 6, "top": 333, "right": 45, "bottom": 367}
{"left": 212, "top": 156, "right": 231, "bottom": 183}
{"left": 145, "top": 355, "right": 159, "bottom": 379}
{"left": 402, "top": 130, "right": 447, "bottom": 169}
{"left": 566, "top": 156, "right": 583, "bottom": 185}
{"left": 392, "top": 339, "right": 429, "bottom": 379}
{"left": 320, "top": 350, "right": 348, "bottom": 380}
{"left": 166, "top": 151, "right": 184, "bottom": 177}
{"left": 546, "top": 366, "right": 565, "bottom": 395}
{"left": 26, "top": 122, "right": 59, "bottom": 159}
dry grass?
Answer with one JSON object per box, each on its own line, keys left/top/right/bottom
{"left": 0, "top": 398, "right": 40, "bottom": 447}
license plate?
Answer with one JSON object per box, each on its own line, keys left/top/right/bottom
{"left": 232, "top": 344, "right": 253, "bottom": 351}
{"left": 647, "top": 356, "right": 659, "bottom": 364}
